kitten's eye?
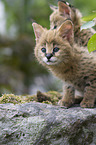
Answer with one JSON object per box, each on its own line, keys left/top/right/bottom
{"left": 54, "top": 25, "right": 57, "bottom": 29}
{"left": 53, "top": 47, "right": 59, "bottom": 53}
{"left": 41, "top": 48, "right": 46, "bottom": 53}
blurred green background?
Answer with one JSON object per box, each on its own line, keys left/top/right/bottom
{"left": 0, "top": 0, "right": 96, "bottom": 95}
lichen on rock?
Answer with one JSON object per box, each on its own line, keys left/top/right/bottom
{"left": 0, "top": 102, "right": 96, "bottom": 144}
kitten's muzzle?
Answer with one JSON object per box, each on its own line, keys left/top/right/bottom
{"left": 45, "top": 53, "right": 53, "bottom": 60}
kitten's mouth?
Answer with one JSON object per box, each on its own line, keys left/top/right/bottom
{"left": 43, "top": 57, "right": 58, "bottom": 65}
{"left": 47, "top": 59, "right": 56, "bottom": 64}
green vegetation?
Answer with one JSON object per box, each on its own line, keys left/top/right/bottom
{"left": 81, "top": 13, "right": 96, "bottom": 53}
{"left": 88, "top": 33, "right": 96, "bottom": 53}
{"left": 82, "top": 13, "right": 96, "bottom": 22}
{"left": 0, "top": 91, "right": 62, "bottom": 105}
{"left": 0, "top": 94, "right": 26, "bottom": 104}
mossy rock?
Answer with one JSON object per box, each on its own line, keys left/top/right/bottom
{"left": 0, "top": 91, "right": 62, "bottom": 105}
{"left": 0, "top": 94, "right": 25, "bottom": 104}
{"left": 37, "top": 91, "right": 62, "bottom": 105}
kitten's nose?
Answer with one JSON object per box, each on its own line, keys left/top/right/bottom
{"left": 45, "top": 53, "right": 53, "bottom": 60}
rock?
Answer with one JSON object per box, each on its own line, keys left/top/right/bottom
{"left": 0, "top": 102, "right": 96, "bottom": 145}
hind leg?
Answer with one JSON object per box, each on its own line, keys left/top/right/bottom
{"left": 80, "top": 84, "right": 95, "bottom": 108}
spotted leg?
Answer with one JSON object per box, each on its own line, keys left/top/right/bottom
{"left": 58, "top": 85, "right": 75, "bottom": 108}
{"left": 80, "top": 83, "right": 96, "bottom": 108}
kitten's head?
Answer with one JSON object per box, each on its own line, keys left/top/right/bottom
{"left": 32, "top": 20, "right": 74, "bottom": 66}
{"left": 50, "top": 1, "right": 82, "bottom": 30}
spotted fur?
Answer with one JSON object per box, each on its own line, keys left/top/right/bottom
{"left": 50, "top": 1, "right": 95, "bottom": 47}
{"left": 32, "top": 20, "right": 96, "bottom": 108}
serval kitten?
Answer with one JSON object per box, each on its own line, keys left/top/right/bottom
{"left": 32, "top": 20, "right": 96, "bottom": 108}
{"left": 50, "top": 1, "right": 95, "bottom": 47}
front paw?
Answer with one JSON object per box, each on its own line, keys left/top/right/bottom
{"left": 58, "top": 100, "right": 73, "bottom": 108}
{"left": 80, "top": 101, "right": 94, "bottom": 108}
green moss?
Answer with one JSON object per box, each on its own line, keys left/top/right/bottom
{"left": 37, "top": 91, "right": 62, "bottom": 105}
{"left": 42, "top": 101, "right": 52, "bottom": 104}
{"left": 0, "top": 94, "right": 25, "bottom": 104}
{"left": 0, "top": 91, "right": 62, "bottom": 105}
{"left": 25, "top": 94, "right": 37, "bottom": 102}
{"left": 45, "top": 91, "right": 62, "bottom": 105}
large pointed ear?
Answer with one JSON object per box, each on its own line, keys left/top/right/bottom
{"left": 58, "top": 20, "right": 74, "bottom": 45}
{"left": 58, "top": 1, "right": 71, "bottom": 16}
{"left": 32, "top": 23, "right": 44, "bottom": 42}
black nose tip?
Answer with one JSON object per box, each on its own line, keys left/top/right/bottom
{"left": 45, "top": 53, "right": 53, "bottom": 60}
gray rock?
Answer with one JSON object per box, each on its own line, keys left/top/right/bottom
{"left": 0, "top": 102, "right": 96, "bottom": 145}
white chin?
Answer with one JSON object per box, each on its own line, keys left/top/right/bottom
{"left": 46, "top": 62, "right": 55, "bottom": 65}
{"left": 42, "top": 57, "right": 57, "bottom": 65}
